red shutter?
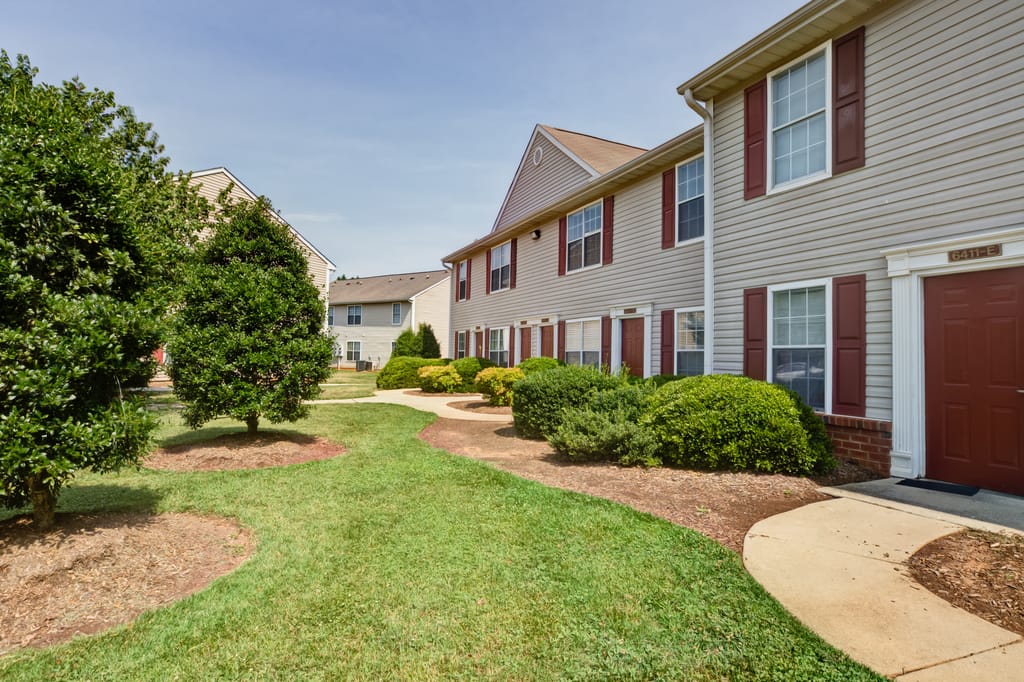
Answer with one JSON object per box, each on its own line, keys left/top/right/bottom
{"left": 558, "top": 216, "right": 567, "bottom": 276}
{"left": 602, "top": 196, "right": 614, "bottom": 265}
{"left": 601, "top": 316, "right": 611, "bottom": 369}
{"left": 557, "top": 320, "right": 566, "bottom": 361}
{"left": 465, "top": 259, "right": 471, "bottom": 301}
{"left": 661, "top": 169, "right": 675, "bottom": 249}
{"left": 485, "top": 249, "right": 492, "bottom": 295}
{"left": 483, "top": 327, "right": 490, "bottom": 360}
{"left": 743, "top": 287, "right": 768, "bottom": 380}
{"left": 660, "top": 309, "right": 675, "bottom": 376}
{"left": 832, "top": 274, "right": 866, "bottom": 416}
{"left": 507, "top": 327, "right": 515, "bottom": 368}
{"left": 833, "top": 26, "right": 866, "bottom": 175}
{"left": 744, "top": 80, "right": 768, "bottom": 200}
{"left": 510, "top": 238, "right": 518, "bottom": 289}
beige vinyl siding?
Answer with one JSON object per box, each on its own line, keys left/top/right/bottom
{"left": 710, "top": 0, "right": 1024, "bottom": 420}
{"left": 330, "top": 302, "right": 407, "bottom": 369}
{"left": 452, "top": 170, "right": 704, "bottom": 374}
{"left": 494, "top": 134, "right": 594, "bottom": 232}
{"left": 411, "top": 279, "right": 451, "bottom": 358}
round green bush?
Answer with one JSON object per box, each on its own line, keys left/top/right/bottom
{"left": 418, "top": 364, "right": 463, "bottom": 393}
{"left": 641, "top": 374, "right": 831, "bottom": 475}
{"left": 511, "top": 365, "right": 624, "bottom": 439}
{"left": 515, "top": 356, "right": 563, "bottom": 375}
{"left": 474, "top": 366, "right": 525, "bottom": 406}
{"left": 449, "top": 356, "right": 495, "bottom": 390}
{"left": 548, "top": 384, "right": 659, "bottom": 466}
{"left": 647, "top": 374, "right": 686, "bottom": 389}
{"left": 376, "top": 357, "right": 445, "bottom": 389}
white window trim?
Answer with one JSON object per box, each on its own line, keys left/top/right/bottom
{"left": 346, "top": 340, "right": 361, "bottom": 362}
{"left": 392, "top": 302, "right": 402, "bottom": 326}
{"left": 457, "top": 260, "right": 468, "bottom": 301}
{"left": 766, "top": 278, "right": 833, "bottom": 413}
{"left": 673, "top": 306, "right": 705, "bottom": 376}
{"left": 563, "top": 316, "right": 604, "bottom": 368}
{"left": 766, "top": 42, "right": 833, "bottom": 196}
{"left": 609, "top": 304, "right": 653, "bottom": 378}
{"left": 565, "top": 199, "right": 604, "bottom": 275}
{"left": 456, "top": 330, "right": 467, "bottom": 359}
{"left": 675, "top": 154, "right": 706, "bottom": 247}
{"left": 489, "top": 242, "right": 512, "bottom": 293}
{"left": 883, "top": 226, "right": 1024, "bottom": 480}
{"left": 488, "top": 325, "right": 510, "bottom": 366}
{"left": 347, "top": 304, "right": 362, "bottom": 326}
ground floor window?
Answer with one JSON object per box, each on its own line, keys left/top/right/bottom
{"left": 771, "top": 284, "right": 827, "bottom": 410}
{"left": 346, "top": 341, "right": 361, "bottom": 363}
{"left": 488, "top": 328, "right": 508, "bottom": 367}
{"left": 456, "top": 331, "right": 467, "bottom": 359}
{"left": 676, "top": 309, "right": 704, "bottom": 376}
{"left": 564, "top": 319, "right": 600, "bottom": 368}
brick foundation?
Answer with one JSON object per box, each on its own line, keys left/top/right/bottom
{"left": 822, "top": 414, "right": 892, "bottom": 475}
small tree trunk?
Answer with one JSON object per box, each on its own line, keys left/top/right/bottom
{"left": 246, "top": 415, "right": 259, "bottom": 436}
{"left": 27, "top": 475, "right": 56, "bottom": 531}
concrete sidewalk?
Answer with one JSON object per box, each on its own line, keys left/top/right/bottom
{"left": 744, "top": 496, "right": 1024, "bottom": 680}
{"left": 312, "top": 389, "right": 514, "bottom": 423}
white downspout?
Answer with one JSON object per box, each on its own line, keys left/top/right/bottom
{"left": 683, "top": 89, "right": 714, "bottom": 375}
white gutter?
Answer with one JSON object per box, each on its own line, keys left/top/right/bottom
{"left": 683, "top": 89, "right": 715, "bottom": 375}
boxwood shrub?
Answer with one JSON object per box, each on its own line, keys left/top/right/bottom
{"left": 516, "top": 356, "right": 563, "bottom": 375}
{"left": 418, "top": 364, "right": 462, "bottom": 393}
{"left": 512, "top": 365, "right": 623, "bottom": 439}
{"left": 641, "top": 374, "right": 832, "bottom": 474}
{"left": 449, "top": 356, "right": 495, "bottom": 390}
{"left": 548, "top": 384, "right": 659, "bottom": 466}
{"left": 376, "top": 357, "right": 445, "bottom": 389}
{"left": 475, "top": 367, "right": 525, "bottom": 406}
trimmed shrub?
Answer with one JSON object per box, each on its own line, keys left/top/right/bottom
{"left": 647, "top": 374, "right": 686, "bottom": 389}
{"left": 782, "top": 387, "right": 837, "bottom": 473}
{"left": 549, "top": 384, "right": 660, "bottom": 466}
{"left": 376, "top": 357, "right": 444, "bottom": 389}
{"left": 418, "top": 364, "right": 462, "bottom": 393}
{"left": 516, "top": 356, "right": 563, "bottom": 375}
{"left": 475, "top": 367, "right": 525, "bottom": 406}
{"left": 512, "top": 365, "right": 624, "bottom": 439}
{"left": 450, "top": 356, "right": 495, "bottom": 390}
{"left": 641, "top": 374, "right": 829, "bottom": 474}
{"left": 393, "top": 329, "right": 421, "bottom": 358}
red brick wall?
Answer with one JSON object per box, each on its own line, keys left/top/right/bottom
{"left": 822, "top": 414, "right": 892, "bottom": 475}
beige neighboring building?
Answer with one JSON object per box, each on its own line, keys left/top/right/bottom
{"left": 328, "top": 270, "right": 451, "bottom": 369}
{"left": 188, "top": 168, "right": 335, "bottom": 311}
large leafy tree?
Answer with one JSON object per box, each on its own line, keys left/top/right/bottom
{"left": 0, "top": 52, "right": 206, "bottom": 529}
{"left": 168, "top": 196, "right": 333, "bottom": 435}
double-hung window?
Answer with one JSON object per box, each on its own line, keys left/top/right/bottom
{"left": 456, "top": 331, "right": 467, "bottom": 359}
{"left": 566, "top": 202, "right": 602, "bottom": 272}
{"left": 392, "top": 303, "right": 402, "bottom": 325}
{"left": 347, "top": 305, "right": 362, "bottom": 326}
{"left": 327, "top": 306, "right": 335, "bottom": 326}
{"left": 490, "top": 243, "right": 511, "bottom": 292}
{"left": 457, "top": 261, "right": 468, "bottom": 300}
{"left": 676, "top": 157, "right": 704, "bottom": 242}
{"left": 770, "top": 284, "right": 828, "bottom": 410}
{"left": 488, "top": 328, "right": 508, "bottom": 367}
{"left": 770, "top": 49, "right": 829, "bottom": 188}
{"left": 564, "top": 319, "right": 600, "bottom": 368}
{"left": 346, "top": 341, "right": 361, "bottom": 363}
{"left": 675, "top": 310, "right": 704, "bottom": 376}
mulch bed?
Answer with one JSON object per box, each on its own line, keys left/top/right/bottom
{"left": 146, "top": 431, "right": 345, "bottom": 471}
{"left": 0, "top": 512, "right": 252, "bottom": 655}
{"left": 908, "top": 529, "right": 1024, "bottom": 637}
{"left": 447, "top": 400, "right": 513, "bottom": 415}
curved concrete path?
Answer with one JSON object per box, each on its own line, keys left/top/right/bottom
{"left": 312, "top": 389, "right": 513, "bottom": 423}
{"left": 744, "top": 496, "right": 1024, "bottom": 680}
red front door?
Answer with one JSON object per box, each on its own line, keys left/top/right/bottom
{"left": 620, "top": 318, "right": 645, "bottom": 378}
{"left": 924, "top": 266, "right": 1024, "bottom": 495}
{"left": 475, "top": 331, "right": 484, "bottom": 358}
{"left": 519, "top": 327, "right": 533, "bottom": 361}
{"left": 540, "top": 325, "right": 554, "bottom": 358}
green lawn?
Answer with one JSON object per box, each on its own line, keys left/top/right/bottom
{"left": 316, "top": 370, "right": 379, "bottom": 399}
{"left": 0, "top": 404, "right": 881, "bottom": 680}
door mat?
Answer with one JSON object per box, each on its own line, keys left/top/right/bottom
{"left": 897, "top": 478, "right": 980, "bottom": 496}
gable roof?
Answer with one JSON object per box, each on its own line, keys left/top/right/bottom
{"left": 329, "top": 269, "right": 450, "bottom": 305}
{"left": 188, "top": 167, "right": 336, "bottom": 271}
{"left": 539, "top": 126, "right": 648, "bottom": 175}
{"left": 677, "top": 0, "right": 887, "bottom": 101}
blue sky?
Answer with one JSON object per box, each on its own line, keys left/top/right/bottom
{"left": 4, "top": 0, "right": 805, "bottom": 278}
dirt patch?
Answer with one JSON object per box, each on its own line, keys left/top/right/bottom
{"left": 418, "top": 418, "right": 877, "bottom": 554}
{"left": 0, "top": 512, "right": 252, "bottom": 655}
{"left": 908, "top": 529, "right": 1024, "bottom": 637}
{"left": 448, "top": 400, "right": 513, "bottom": 416}
{"left": 147, "top": 431, "right": 345, "bottom": 471}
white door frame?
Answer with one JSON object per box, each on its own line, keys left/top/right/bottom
{"left": 609, "top": 304, "right": 653, "bottom": 378}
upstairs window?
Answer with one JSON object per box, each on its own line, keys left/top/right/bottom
{"left": 490, "top": 242, "right": 511, "bottom": 292}
{"left": 676, "top": 157, "right": 704, "bottom": 243}
{"left": 770, "top": 49, "right": 829, "bottom": 188}
{"left": 567, "top": 202, "right": 602, "bottom": 272}
{"left": 457, "top": 260, "right": 468, "bottom": 300}
{"left": 327, "top": 306, "right": 334, "bottom": 326}
{"left": 392, "top": 303, "right": 402, "bottom": 325}
{"left": 347, "top": 305, "right": 362, "bottom": 326}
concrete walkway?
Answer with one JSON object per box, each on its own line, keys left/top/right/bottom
{"left": 312, "top": 389, "right": 514, "bottom": 423}
{"left": 745, "top": 495, "right": 1024, "bottom": 680}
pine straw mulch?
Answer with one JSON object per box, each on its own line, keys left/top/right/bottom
{"left": 146, "top": 431, "right": 346, "bottom": 471}
{"left": 908, "top": 529, "right": 1024, "bottom": 637}
{"left": 0, "top": 512, "right": 252, "bottom": 655}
